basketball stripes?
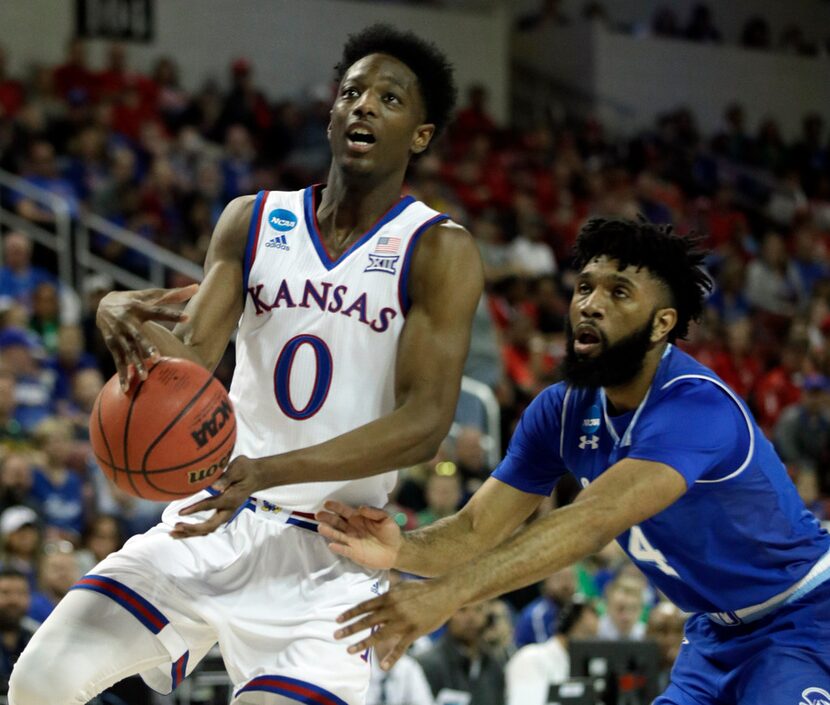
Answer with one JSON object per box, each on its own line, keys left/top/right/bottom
{"left": 235, "top": 674, "right": 349, "bottom": 705}
{"left": 71, "top": 575, "right": 168, "bottom": 633}
{"left": 171, "top": 651, "right": 189, "bottom": 689}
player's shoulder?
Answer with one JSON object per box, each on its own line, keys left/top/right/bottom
{"left": 413, "top": 217, "right": 476, "bottom": 258}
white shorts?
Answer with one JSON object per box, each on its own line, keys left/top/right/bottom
{"left": 75, "top": 491, "right": 384, "bottom": 705}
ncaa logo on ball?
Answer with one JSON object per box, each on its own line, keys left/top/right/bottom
{"left": 268, "top": 209, "right": 297, "bottom": 232}
{"left": 191, "top": 399, "right": 233, "bottom": 449}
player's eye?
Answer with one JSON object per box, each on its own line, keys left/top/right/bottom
{"left": 577, "top": 282, "right": 591, "bottom": 295}
{"left": 613, "top": 287, "right": 629, "bottom": 298}
{"left": 383, "top": 93, "right": 401, "bottom": 104}
{"left": 341, "top": 87, "right": 360, "bottom": 98}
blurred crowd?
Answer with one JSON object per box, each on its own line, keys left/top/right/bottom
{"left": 0, "top": 33, "right": 829, "bottom": 704}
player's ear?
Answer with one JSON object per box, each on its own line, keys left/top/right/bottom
{"left": 411, "top": 123, "right": 435, "bottom": 155}
{"left": 652, "top": 308, "right": 677, "bottom": 343}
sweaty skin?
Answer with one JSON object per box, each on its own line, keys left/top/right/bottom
{"left": 96, "top": 52, "right": 484, "bottom": 537}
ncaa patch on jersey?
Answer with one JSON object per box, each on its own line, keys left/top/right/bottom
{"left": 581, "top": 405, "right": 601, "bottom": 434}
{"left": 268, "top": 209, "right": 297, "bottom": 232}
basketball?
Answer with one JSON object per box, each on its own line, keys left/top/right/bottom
{"left": 90, "top": 357, "right": 237, "bottom": 501}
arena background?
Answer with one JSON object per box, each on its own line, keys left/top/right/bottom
{"left": 0, "top": 1, "right": 828, "bottom": 703}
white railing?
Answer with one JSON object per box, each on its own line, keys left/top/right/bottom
{"left": 0, "top": 168, "right": 73, "bottom": 284}
{"left": 454, "top": 375, "right": 502, "bottom": 468}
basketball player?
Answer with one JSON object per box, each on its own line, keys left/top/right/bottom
{"left": 321, "top": 219, "right": 830, "bottom": 704}
{"left": 9, "top": 25, "right": 483, "bottom": 705}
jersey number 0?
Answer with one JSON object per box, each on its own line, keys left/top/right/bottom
{"left": 274, "top": 334, "right": 333, "bottom": 420}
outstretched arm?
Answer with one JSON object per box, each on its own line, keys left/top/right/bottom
{"left": 174, "top": 221, "right": 485, "bottom": 537}
{"left": 317, "top": 477, "right": 544, "bottom": 577}
{"left": 335, "top": 457, "right": 687, "bottom": 669}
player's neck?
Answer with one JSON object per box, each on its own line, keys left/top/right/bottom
{"left": 318, "top": 169, "right": 406, "bottom": 248}
{"left": 603, "top": 343, "right": 666, "bottom": 413}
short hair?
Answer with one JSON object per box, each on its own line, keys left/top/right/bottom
{"left": 572, "top": 217, "right": 712, "bottom": 342}
{"left": 0, "top": 566, "right": 28, "bottom": 582}
{"left": 556, "top": 596, "right": 597, "bottom": 635}
{"left": 335, "top": 24, "right": 457, "bottom": 139}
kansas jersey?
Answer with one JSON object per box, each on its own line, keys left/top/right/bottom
{"left": 228, "top": 186, "right": 448, "bottom": 510}
{"left": 493, "top": 345, "right": 830, "bottom": 620}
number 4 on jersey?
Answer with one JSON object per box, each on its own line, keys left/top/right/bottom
{"left": 628, "top": 525, "right": 680, "bottom": 578}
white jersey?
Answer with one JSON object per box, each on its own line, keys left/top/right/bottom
{"left": 228, "top": 186, "right": 448, "bottom": 510}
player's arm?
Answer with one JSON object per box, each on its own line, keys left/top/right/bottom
{"left": 335, "top": 457, "right": 686, "bottom": 668}
{"left": 96, "top": 197, "right": 251, "bottom": 389}
{"left": 318, "top": 476, "right": 544, "bottom": 577}
{"left": 173, "top": 221, "right": 484, "bottom": 537}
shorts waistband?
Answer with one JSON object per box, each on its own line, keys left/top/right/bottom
{"left": 707, "top": 545, "right": 830, "bottom": 627}
{"left": 240, "top": 497, "right": 320, "bottom": 532}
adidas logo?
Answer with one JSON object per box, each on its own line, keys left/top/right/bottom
{"left": 266, "top": 235, "right": 289, "bottom": 251}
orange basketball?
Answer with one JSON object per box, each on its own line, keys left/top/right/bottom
{"left": 90, "top": 357, "right": 237, "bottom": 501}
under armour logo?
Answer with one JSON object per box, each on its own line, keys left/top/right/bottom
{"left": 801, "top": 688, "right": 830, "bottom": 705}
{"left": 578, "top": 435, "right": 599, "bottom": 450}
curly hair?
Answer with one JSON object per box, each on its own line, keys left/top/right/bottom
{"left": 572, "top": 217, "right": 712, "bottom": 342}
{"left": 335, "top": 24, "right": 457, "bottom": 139}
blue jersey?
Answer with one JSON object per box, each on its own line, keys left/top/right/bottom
{"left": 493, "top": 345, "right": 830, "bottom": 619}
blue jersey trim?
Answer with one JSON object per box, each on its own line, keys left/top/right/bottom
{"left": 242, "top": 190, "right": 268, "bottom": 299}
{"left": 303, "top": 185, "right": 415, "bottom": 271}
{"left": 397, "top": 213, "right": 450, "bottom": 314}
{"left": 171, "top": 651, "right": 189, "bottom": 689}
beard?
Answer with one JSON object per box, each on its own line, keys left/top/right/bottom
{"left": 561, "top": 313, "right": 656, "bottom": 389}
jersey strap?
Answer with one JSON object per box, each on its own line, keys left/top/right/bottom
{"left": 242, "top": 190, "right": 270, "bottom": 297}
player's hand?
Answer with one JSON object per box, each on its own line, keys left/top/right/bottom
{"left": 334, "top": 578, "right": 460, "bottom": 670}
{"left": 316, "top": 500, "right": 402, "bottom": 570}
{"left": 171, "top": 456, "right": 267, "bottom": 539}
{"left": 97, "top": 284, "right": 199, "bottom": 391}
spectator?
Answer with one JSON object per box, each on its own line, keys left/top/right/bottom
{"left": 705, "top": 258, "right": 751, "bottom": 325}
{"left": 416, "top": 468, "right": 462, "bottom": 527}
{"left": 0, "top": 232, "right": 56, "bottom": 312}
{"left": 416, "top": 601, "right": 505, "bottom": 705}
{"left": 505, "top": 597, "right": 599, "bottom": 705}
{"left": 597, "top": 574, "right": 647, "bottom": 640}
{"left": 482, "top": 599, "right": 516, "bottom": 662}
{"left": 52, "top": 38, "right": 96, "bottom": 103}
{"left": 514, "top": 566, "right": 577, "bottom": 648}
{"left": 508, "top": 215, "right": 557, "bottom": 279}
{"left": 646, "top": 602, "right": 687, "bottom": 692}
{"left": 683, "top": 3, "right": 721, "bottom": 43}
{"left": 452, "top": 84, "right": 496, "bottom": 146}
{"left": 15, "top": 140, "right": 81, "bottom": 222}
{"left": 774, "top": 374, "right": 830, "bottom": 485}
{"left": 753, "top": 340, "right": 805, "bottom": 434}
{"left": 76, "top": 514, "right": 123, "bottom": 575}
{"left": 28, "top": 281, "right": 61, "bottom": 354}
{"left": 30, "top": 417, "right": 85, "bottom": 538}
{"left": 0, "top": 46, "right": 24, "bottom": 119}
{"left": 744, "top": 232, "right": 805, "bottom": 318}
{"left": 0, "top": 328, "right": 54, "bottom": 434}
{"left": 453, "top": 426, "right": 490, "bottom": 495}
{"left": 0, "top": 454, "right": 35, "bottom": 513}
{"left": 0, "top": 506, "right": 41, "bottom": 586}
{"left": 741, "top": 16, "right": 772, "bottom": 50}
{"left": 794, "top": 467, "right": 828, "bottom": 522}
{"left": 220, "top": 124, "right": 256, "bottom": 202}
{"left": 47, "top": 324, "right": 96, "bottom": 405}
{"left": 152, "top": 57, "right": 189, "bottom": 130}
{"left": 701, "top": 317, "right": 762, "bottom": 399}
{"left": 0, "top": 568, "right": 38, "bottom": 695}
{"left": 650, "top": 6, "right": 679, "bottom": 38}
{"left": 63, "top": 367, "right": 104, "bottom": 442}
{"left": 28, "top": 540, "right": 81, "bottom": 623}
{"left": 0, "top": 372, "right": 29, "bottom": 452}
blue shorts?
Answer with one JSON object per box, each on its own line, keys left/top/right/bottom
{"left": 655, "top": 579, "right": 830, "bottom": 705}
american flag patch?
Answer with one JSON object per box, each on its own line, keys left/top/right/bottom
{"left": 374, "top": 236, "right": 401, "bottom": 254}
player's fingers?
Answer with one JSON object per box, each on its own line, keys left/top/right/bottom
{"left": 155, "top": 283, "right": 199, "bottom": 305}
{"left": 358, "top": 505, "right": 389, "bottom": 521}
{"left": 170, "top": 511, "right": 228, "bottom": 539}
{"left": 136, "top": 304, "right": 190, "bottom": 324}
{"left": 323, "top": 500, "right": 358, "bottom": 520}
{"left": 343, "top": 622, "right": 393, "bottom": 654}
{"left": 336, "top": 596, "right": 387, "bottom": 626}
{"left": 378, "top": 636, "right": 411, "bottom": 671}
{"left": 315, "top": 510, "right": 350, "bottom": 534}
{"left": 102, "top": 331, "right": 131, "bottom": 391}
{"left": 120, "top": 319, "right": 152, "bottom": 379}
{"left": 177, "top": 496, "right": 221, "bottom": 516}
